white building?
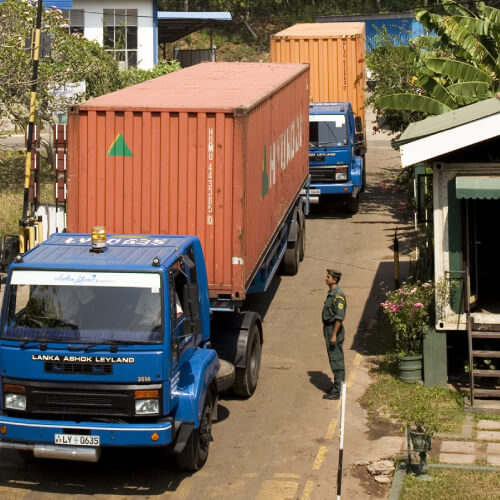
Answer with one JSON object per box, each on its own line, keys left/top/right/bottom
{"left": 54, "top": 0, "right": 231, "bottom": 70}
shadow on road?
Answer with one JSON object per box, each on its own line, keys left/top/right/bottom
{"left": 0, "top": 446, "right": 189, "bottom": 496}
{"left": 350, "top": 260, "right": 411, "bottom": 357}
{"left": 307, "top": 370, "right": 331, "bottom": 393}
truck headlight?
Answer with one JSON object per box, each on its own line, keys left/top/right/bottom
{"left": 335, "top": 167, "right": 348, "bottom": 181}
{"left": 134, "top": 389, "right": 159, "bottom": 415}
{"left": 4, "top": 384, "right": 27, "bottom": 411}
{"left": 135, "top": 399, "right": 159, "bottom": 415}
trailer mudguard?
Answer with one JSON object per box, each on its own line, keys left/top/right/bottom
{"left": 175, "top": 348, "right": 219, "bottom": 428}
{"left": 210, "top": 311, "right": 262, "bottom": 368}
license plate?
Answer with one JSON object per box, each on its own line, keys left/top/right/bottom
{"left": 55, "top": 434, "right": 100, "bottom": 446}
{"left": 301, "top": 189, "right": 321, "bottom": 195}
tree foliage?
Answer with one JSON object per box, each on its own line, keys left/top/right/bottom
{"left": 0, "top": 0, "right": 180, "bottom": 134}
{"left": 369, "top": 0, "right": 500, "bottom": 134}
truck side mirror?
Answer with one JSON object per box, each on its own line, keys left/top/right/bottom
{"left": 354, "top": 116, "right": 363, "bottom": 133}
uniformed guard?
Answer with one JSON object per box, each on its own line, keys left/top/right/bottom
{"left": 322, "top": 269, "right": 346, "bottom": 400}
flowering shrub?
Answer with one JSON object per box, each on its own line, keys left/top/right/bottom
{"left": 381, "top": 280, "right": 435, "bottom": 356}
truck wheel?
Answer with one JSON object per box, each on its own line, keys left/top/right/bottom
{"left": 283, "top": 221, "right": 299, "bottom": 275}
{"left": 346, "top": 193, "right": 360, "bottom": 215}
{"left": 176, "top": 390, "right": 214, "bottom": 472}
{"left": 298, "top": 223, "right": 306, "bottom": 262}
{"left": 233, "top": 323, "right": 262, "bottom": 397}
{"left": 216, "top": 359, "right": 235, "bottom": 392}
{"left": 361, "top": 155, "right": 367, "bottom": 193}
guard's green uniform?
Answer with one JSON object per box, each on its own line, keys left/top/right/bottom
{"left": 322, "top": 286, "right": 346, "bottom": 396}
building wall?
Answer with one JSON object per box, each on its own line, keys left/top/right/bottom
{"left": 74, "top": 0, "right": 154, "bottom": 69}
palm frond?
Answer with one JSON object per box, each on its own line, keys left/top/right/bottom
{"left": 376, "top": 93, "right": 453, "bottom": 115}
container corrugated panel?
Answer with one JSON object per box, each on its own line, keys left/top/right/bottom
{"left": 271, "top": 23, "right": 366, "bottom": 127}
{"left": 67, "top": 62, "right": 309, "bottom": 300}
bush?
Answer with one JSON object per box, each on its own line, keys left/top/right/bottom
{"left": 381, "top": 280, "right": 435, "bottom": 356}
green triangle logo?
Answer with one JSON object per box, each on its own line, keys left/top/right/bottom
{"left": 107, "top": 134, "right": 133, "bottom": 157}
{"left": 261, "top": 146, "right": 268, "bottom": 199}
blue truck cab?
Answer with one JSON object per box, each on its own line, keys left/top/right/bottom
{"left": 0, "top": 230, "right": 221, "bottom": 471}
{"left": 308, "top": 102, "right": 365, "bottom": 213}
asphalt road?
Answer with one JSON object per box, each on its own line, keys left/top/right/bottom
{"left": 0, "top": 120, "right": 408, "bottom": 499}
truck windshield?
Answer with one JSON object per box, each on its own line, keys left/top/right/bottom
{"left": 2, "top": 270, "right": 163, "bottom": 344}
{"left": 309, "top": 114, "right": 348, "bottom": 147}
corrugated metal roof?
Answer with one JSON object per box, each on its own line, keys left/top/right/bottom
{"left": 272, "top": 22, "right": 365, "bottom": 38}
{"left": 394, "top": 95, "right": 500, "bottom": 147}
{"left": 77, "top": 62, "right": 309, "bottom": 114}
{"left": 157, "top": 11, "right": 232, "bottom": 43}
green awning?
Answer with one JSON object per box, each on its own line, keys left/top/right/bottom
{"left": 455, "top": 176, "right": 500, "bottom": 199}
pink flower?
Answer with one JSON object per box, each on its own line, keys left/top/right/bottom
{"left": 413, "top": 302, "right": 423, "bottom": 308}
{"left": 410, "top": 287, "right": 417, "bottom": 294}
{"left": 390, "top": 304, "right": 402, "bottom": 313}
{"left": 422, "top": 282, "right": 432, "bottom": 288}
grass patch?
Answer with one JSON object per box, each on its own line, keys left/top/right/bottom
{"left": 360, "top": 361, "right": 465, "bottom": 435}
{"left": 0, "top": 150, "right": 54, "bottom": 236}
{"left": 401, "top": 469, "right": 500, "bottom": 499}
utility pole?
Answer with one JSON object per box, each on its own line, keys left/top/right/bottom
{"left": 20, "top": 0, "right": 43, "bottom": 253}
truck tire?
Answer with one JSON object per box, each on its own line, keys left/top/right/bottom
{"left": 346, "top": 193, "right": 360, "bottom": 215}
{"left": 176, "top": 390, "right": 214, "bottom": 472}
{"left": 283, "top": 221, "right": 299, "bottom": 275}
{"left": 216, "top": 359, "right": 235, "bottom": 392}
{"left": 298, "top": 223, "right": 306, "bottom": 262}
{"left": 298, "top": 211, "right": 306, "bottom": 262}
{"left": 233, "top": 322, "right": 262, "bottom": 397}
{"left": 361, "top": 155, "right": 367, "bottom": 193}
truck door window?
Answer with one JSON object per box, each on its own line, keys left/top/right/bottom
{"left": 309, "top": 114, "right": 347, "bottom": 147}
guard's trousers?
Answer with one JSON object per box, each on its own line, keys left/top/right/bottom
{"left": 323, "top": 326, "right": 345, "bottom": 395}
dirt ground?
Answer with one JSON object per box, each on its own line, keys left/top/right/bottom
{"left": 0, "top": 111, "right": 411, "bottom": 499}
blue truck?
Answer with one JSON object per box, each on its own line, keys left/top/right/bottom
{"left": 0, "top": 230, "right": 255, "bottom": 471}
{"left": 308, "top": 102, "right": 366, "bottom": 213}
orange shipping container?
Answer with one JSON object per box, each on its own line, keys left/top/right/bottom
{"left": 271, "top": 23, "right": 366, "bottom": 127}
{"left": 67, "top": 62, "right": 309, "bottom": 300}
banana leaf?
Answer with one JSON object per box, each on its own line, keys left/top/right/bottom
{"left": 443, "top": 0, "right": 475, "bottom": 18}
{"left": 477, "top": 3, "right": 500, "bottom": 25}
{"left": 446, "top": 81, "right": 494, "bottom": 106}
{"left": 441, "top": 16, "right": 497, "bottom": 72}
{"left": 417, "top": 75, "right": 457, "bottom": 109}
{"left": 376, "top": 94, "right": 452, "bottom": 115}
{"left": 425, "top": 57, "right": 493, "bottom": 83}
{"left": 415, "top": 10, "right": 443, "bottom": 33}
{"left": 452, "top": 16, "right": 491, "bottom": 36}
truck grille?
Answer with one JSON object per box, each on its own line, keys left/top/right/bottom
{"left": 44, "top": 362, "right": 113, "bottom": 375}
{"left": 310, "top": 166, "right": 336, "bottom": 183}
{"left": 29, "top": 387, "right": 132, "bottom": 417}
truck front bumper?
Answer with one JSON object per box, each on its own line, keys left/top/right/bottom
{"left": 0, "top": 415, "right": 173, "bottom": 461}
{"left": 301, "top": 182, "right": 359, "bottom": 202}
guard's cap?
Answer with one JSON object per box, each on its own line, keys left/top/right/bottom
{"left": 327, "top": 269, "right": 342, "bottom": 281}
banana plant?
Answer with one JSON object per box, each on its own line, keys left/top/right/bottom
{"left": 375, "top": 1, "right": 500, "bottom": 119}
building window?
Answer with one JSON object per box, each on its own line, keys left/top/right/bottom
{"left": 103, "top": 9, "right": 138, "bottom": 69}
{"left": 61, "top": 9, "right": 84, "bottom": 35}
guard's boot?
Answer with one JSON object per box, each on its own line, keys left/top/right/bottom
{"left": 323, "top": 389, "right": 340, "bottom": 400}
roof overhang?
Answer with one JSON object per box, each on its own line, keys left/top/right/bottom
{"left": 399, "top": 112, "right": 500, "bottom": 168}
{"left": 157, "top": 11, "right": 232, "bottom": 44}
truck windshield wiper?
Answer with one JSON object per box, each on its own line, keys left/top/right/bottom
{"left": 80, "top": 340, "right": 157, "bottom": 352}
{"left": 20, "top": 340, "right": 48, "bottom": 350}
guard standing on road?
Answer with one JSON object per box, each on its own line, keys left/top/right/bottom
{"left": 322, "top": 269, "right": 346, "bottom": 400}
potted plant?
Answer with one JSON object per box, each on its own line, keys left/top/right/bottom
{"left": 381, "top": 280, "right": 435, "bottom": 382}
{"left": 397, "top": 384, "right": 440, "bottom": 475}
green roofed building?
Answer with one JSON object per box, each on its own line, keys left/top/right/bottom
{"left": 394, "top": 93, "right": 500, "bottom": 407}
